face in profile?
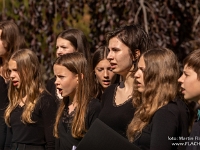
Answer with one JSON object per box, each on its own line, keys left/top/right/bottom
{"left": 95, "top": 59, "right": 116, "bottom": 90}
{"left": 54, "top": 64, "right": 78, "bottom": 98}
{"left": 56, "top": 37, "right": 76, "bottom": 58}
{"left": 178, "top": 65, "right": 200, "bottom": 102}
{"left": 0, "top": 30, "right": 7, "bottom": 57}
{"left": 134, "top": 56, "right": 145, "bottom": 93}
{"left": 8, "top": 59, "right": 20, "bottom": 88}
{"left": 107, "top": 37, "right": 133, "bottom": 76}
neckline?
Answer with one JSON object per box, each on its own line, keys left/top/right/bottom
{"left": 112, "top": 84, "right": 132, "bottom": 107}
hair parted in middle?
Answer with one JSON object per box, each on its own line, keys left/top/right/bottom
{"left": 92, "top": 46, "right": 109, "bottom": 98}
{"left": 53, "top": 52, "right": 91, "bottom": 139}
{"left": 56, "top": 28, "right": 91, "bottom": 66}
{"left": 5, "top": 49, "right": 45, "bottom": 126}
{"left": 127, "top": 48, "right": 180, "bottom": 142}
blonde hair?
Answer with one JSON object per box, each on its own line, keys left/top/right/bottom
{"left": 4, "top": 49, "right": 45, "bottom": 125}
{"left": 53, "top": 52, "right": 91, "bottom": 139}
{"left": 127, "top": 48, "right": 179, "bottom": 142}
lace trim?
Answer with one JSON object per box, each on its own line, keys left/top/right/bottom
{"left": 62, "top": 107, "right": 76, "bottom": 132}
{"left": 112, "top": 85, "right": 132, "bottom": 107}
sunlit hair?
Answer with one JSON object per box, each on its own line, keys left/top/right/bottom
{"left": 0, "top": 20, "right": 26, "bottom": 79}
{"left": 56, "top": 28, "right": 91, "bottom": 66}
{"left": 106, "top": 24, "right": 151, "bottom": 58}
{"left": 183, "top": 49, "right": 200, "bottom": 80}
{"left": 5, "top": 49, "right": 45, "bottom": 126}
{"left": 92, "top": 46, "right": 110, "bottom": 98}
{"left": 53, "top": 52, "right": 91, "bottom": 139}
{"left": 127, "top": 48, "right": 179, "bottom": 142}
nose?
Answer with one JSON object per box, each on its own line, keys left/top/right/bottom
{"left": 107, "top": 51, "right": 113, "bottom": 61}
{"left": 104, "top": 70, "right": 109, "bottom": 78}
{"left": 56, "top": 47, "right": 63, "bottom": 57}
{"left": 54, "top": 77, "right": 59, "bottom": 86}
{"left": 9, "top": 71, "right": 15, "bottom": 79}
{"left": 134, "top": 69, "right": 140, "bottom": 78}
{"left": 178, "top": 74, "right": 184, "bottom": 83}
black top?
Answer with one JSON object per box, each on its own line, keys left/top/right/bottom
{"left": 186, "top": 119, "right": 200, "bottom": 150}
{"left": 98, "top": 84, "right": 135, "bottom": 138}
{"left": 46, "top": 77, "right": 59, "bottom": 104}
{"left": 56, "top": 98, "right": 101, "bottom": 150}
{"left": 5, "top": 91, "right": 57, "bottom": 150}
{"left": 134, "top": 99, "right": 189, "bottom": 150}
{"left": 0, "top": 76, "right": 9, "bottom": 150}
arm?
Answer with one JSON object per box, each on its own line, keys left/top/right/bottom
{"left": 41, "top": 94, "right": 57, "bottom": 150}
{"left": 86, "top": 99, "right": 101, "bottom": 128}
{"left": 150, "top": 107, "right": 179, "bottom": 150}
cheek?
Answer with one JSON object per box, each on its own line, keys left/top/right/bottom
{"left": 95, "top": 72, "right": 103, "bottom": 81}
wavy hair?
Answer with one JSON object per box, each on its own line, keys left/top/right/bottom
{"left": 53, "top": 52, "right": 91, "bottom": 138}
{"left": 5, "top": 49, "right": 45, "bottom": 126}
{"left": 127, "top": 48, "right": 180, "bottom": 142}
{"left": 0, "top": 20, "right": 26, "bottom": 79}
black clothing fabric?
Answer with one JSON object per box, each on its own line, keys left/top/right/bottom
{"left": 0, "top": 76, "right": 9, "bottom": 150}
{"left": 5, "top": 91, "right": 57, "bottom": 150}
{"left": 134, "top": 99, "right": 189, "bottom": 150}
{"left": 56, "top": 98, "right": 101, "bottom": 150}
{"left": 98, "top": 84, "right": 135, "bottom": 138}
{"left": 11, "top": 143, "right": 45, "bottom": 150}
{"left": 76, "top": 118, "right": 141, "bottom": 150}
{"left": 46, "top": 77, "right": 58, "bottom": 103}
{"left": 186, "top": 119, "right": 200, "bottom": 150}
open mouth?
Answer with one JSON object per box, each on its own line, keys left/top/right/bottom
{"left": 12, "top": 81, "right": 19, "bottom": 86}
{"left": 57, "top": 88, "right": 63, "bottom": 94}
{"left": 102, "top": 80, "right": 111, "bottom": 85}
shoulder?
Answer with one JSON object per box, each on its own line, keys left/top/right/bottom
{"left": 88, "top": 98, "right": 101, "bottom": 112}
{"left": 153, "top": 99, "right": 188, "bottom": 121}
{"left": 46, "top": 77, "right": 56, "bottom": 90}
{"left": 38, "top": 90, "right": 57, "bottom": 106}
{"left": 102, "top": 84, "right": 117, "bottom": 97}
{"left": 104, "top": 84, "right": 117, "bottom": 93}
{"left": 46, "top": 77, "right": 56, "bottom": 86}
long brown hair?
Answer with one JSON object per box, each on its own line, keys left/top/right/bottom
{"left": 127, "top": 48, "right": 180, "bottom": 142}
{"left": 53, "top": 52, "right": 91, "bottom": 138}
{"left": 5, "top": 49, "right": 45, "bottom": 125}
{"left": 0, "top": 20, "right": 26, "bottom": 79}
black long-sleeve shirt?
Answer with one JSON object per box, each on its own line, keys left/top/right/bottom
{"left": 134, "top": 99, "right": 189, "bottom": 150}
{"left": 5, "top": 91, "right": 57, "bottom": 150}
{"left": 56, "top": 98, "right": 101, "bottom": 150}
{"left": 0, "top": 76, "right": 8, "bottom": 150}
{"left": 98, "top": 84, "right": 135, "bottom": 138}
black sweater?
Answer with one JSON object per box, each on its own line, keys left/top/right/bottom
{"left": 5, "top": 91, "right": 57, "bottom": 150}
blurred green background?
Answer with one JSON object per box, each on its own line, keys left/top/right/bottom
{"left": 1, "top": 0, "right": 200, "bottom": 80}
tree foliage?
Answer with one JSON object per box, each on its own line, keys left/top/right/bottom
{"left": 0, "top": 0, "right": 200, "bottom": 79}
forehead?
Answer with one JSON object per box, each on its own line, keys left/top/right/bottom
{"left": 184, "top": 65, "right": 195, "bottom": 71}
{"left": 138, "top": 56, "right": 145, "bottom": 67}
{"left": 95, "top": 59, "right": 111, "bottom": 67}
{"left": 8, "top": 59, "right": 17, "bottom": 68}
{"left": 56, "top": 37, "right": 72, "bottom": 45}
{"left": 53, "top": 64, "right": 71, "bottom": 74}
{"left": 108, "top": 37, "right": 126, "bottom": 48}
